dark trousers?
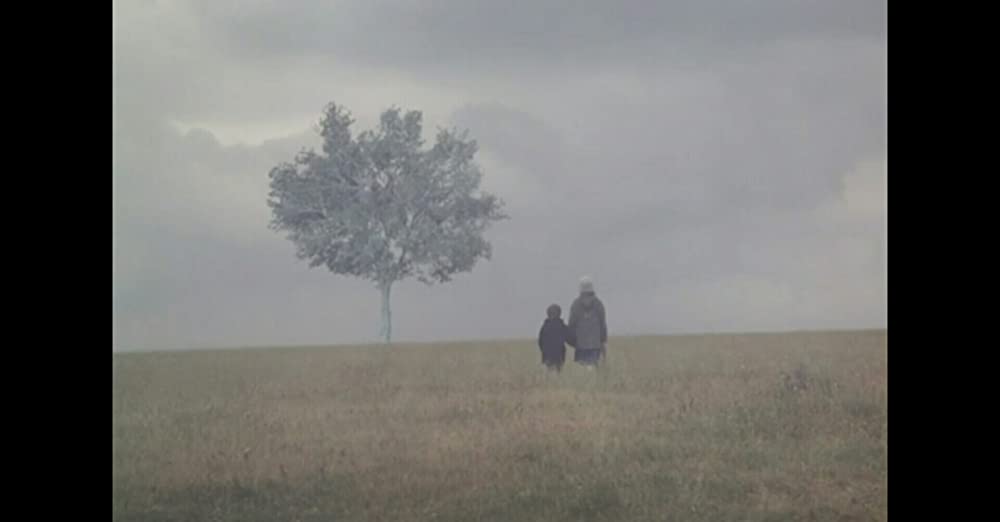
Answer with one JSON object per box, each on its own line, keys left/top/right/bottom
{"left": 574, "top": 347, "right": 605, "bottom": 366}
{"left": 542, "top": 348, "right": 566, "bottom": 371}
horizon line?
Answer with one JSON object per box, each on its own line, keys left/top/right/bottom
{"left": 112, "top": 326, "right": 888, "bottom": 355}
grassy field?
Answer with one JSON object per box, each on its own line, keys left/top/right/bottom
{"left": 112, "top": 330, "right": 887, "bottom": 521}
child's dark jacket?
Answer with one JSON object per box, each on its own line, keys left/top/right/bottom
{"left": 538, "top": 318, "right": 569, "bottom": 365}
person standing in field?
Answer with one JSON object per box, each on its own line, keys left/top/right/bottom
{"left": 567, "top": 276, "right": 607, "bottom": 368}
{"left": 537, "top": 304, "right": 570, "bottom": 372}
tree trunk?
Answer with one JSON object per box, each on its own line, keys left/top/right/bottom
{"left": 378, "top": 282, "right": 392, "bottom": 344}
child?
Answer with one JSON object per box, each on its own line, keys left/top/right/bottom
{"left": 538, "top": 304, "right": 570, "bottom": 372}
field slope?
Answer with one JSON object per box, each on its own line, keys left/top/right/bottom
{"left": 113, "top": 330, "right": 887, "bottom": 521}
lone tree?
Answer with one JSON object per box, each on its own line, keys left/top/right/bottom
{"left": 267, "top": 102, "right": 507, "bottom": 343}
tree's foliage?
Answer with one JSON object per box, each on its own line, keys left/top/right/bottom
{"left": 268, "top": 102, "right": 507, "bottom": 288}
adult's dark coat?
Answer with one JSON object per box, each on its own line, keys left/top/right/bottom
{"left": 568, "top": 292, "right": 607, "bottom": 364}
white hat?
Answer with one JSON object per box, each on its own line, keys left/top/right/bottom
{"left": 579, "top": 276, "right": 594, "bottom": 293}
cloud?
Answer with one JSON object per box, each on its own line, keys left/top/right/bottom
{"left": 112, "top": 0, "right": 886, "bottom": 350}
{"left": 191, "top": 1, "right": 885, "bottom": 74}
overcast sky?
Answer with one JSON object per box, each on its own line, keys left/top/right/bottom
{"left": 113, "top": 0, "right": 886, "bottom": 351}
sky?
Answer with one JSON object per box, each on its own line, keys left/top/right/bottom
{"left": 112, "top": 0, "right": 886, "bottom": 351}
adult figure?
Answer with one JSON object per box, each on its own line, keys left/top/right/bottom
{"left": 568, "top": 276, "right": 607, "bottom": 367}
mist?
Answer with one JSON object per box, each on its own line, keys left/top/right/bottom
{"left": 113, "top": 0, "right": 886, "bottom": 351}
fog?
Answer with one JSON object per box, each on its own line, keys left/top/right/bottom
{"left": 113, "top": 0, "right": 886, "bottom": 351}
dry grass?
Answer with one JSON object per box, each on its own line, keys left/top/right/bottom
{"left": 112, "top": 330, "right": 887, "bottom": 521}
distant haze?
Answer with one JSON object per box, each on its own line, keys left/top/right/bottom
{"left": 113, "top": 0, "right": 886, "bottom": 351}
